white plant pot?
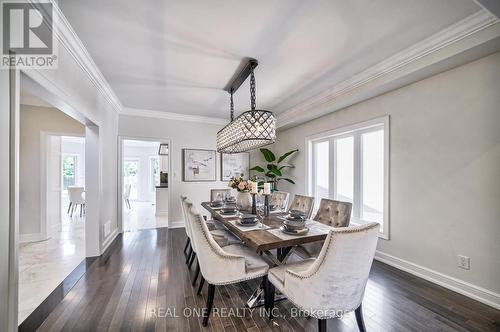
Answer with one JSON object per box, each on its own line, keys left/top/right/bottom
{"left": 236, "top": 192, "right": 252, "bottom": 211}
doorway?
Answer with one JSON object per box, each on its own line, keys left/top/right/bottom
{"left": 120, "top": 138, "right": 170, "bottom": 232}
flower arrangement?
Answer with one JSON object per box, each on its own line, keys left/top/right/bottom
{"left": 228, "top": 175, "right": 252, "bottom": 193}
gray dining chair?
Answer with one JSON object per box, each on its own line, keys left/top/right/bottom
{"left": 296, "top": 198, "right": 352, "bottom": 258}
{"left": 265, "top": 222, "right": 379, "bottom": 332}
{"left": 271, "top": 191, "right": 290, "bottom": 211}
{"left": 287, "top": 194, "right": 315, "bottom": 219}
{"left": 210, "top": 188, "right": 232, "bottom": 202}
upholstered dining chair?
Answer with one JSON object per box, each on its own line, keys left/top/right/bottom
{"left": 265, "top": 222, "right": 379, "bottom": 332}
{"left": 296, "top": 198, "right": 352, "bottom": 258}
{"left": 271, "top": 191, "right": 290, "bottom": 211}
{"left": 210, "top": 188, "right": 232, "bottom": 202}
{"left": 287, "top": 194, "right": 315, "bottom": 219}
{"left": 186, "top": 202, "right": 270, "bottom": 327}
{"left": 181, "top": 196, "right": 242, "bottom": 288}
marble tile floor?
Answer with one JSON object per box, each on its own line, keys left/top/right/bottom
{"left": 122, "top": 200, "right": 168, "bottom": 232}
{"left": 18, "top": 204, "right": 85, "bottom": 324}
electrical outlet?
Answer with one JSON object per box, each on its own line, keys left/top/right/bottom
{"left": 457, "top": 255, "right": 470, "bottom": 270}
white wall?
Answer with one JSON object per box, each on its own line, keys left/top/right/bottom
{"left": 123, "top": 144, "right": 158, "bottom": 202}
{"left": 19, "top": 106, "right": 85, "bottom": 236}
{"left": 23, "top": 21, "right": 120, "bottom": 255}
{"left": 119, "top": 116, "right": 228, "bottom": 226}
{"left": 271, "top": 52, "right": 500, "bottom": 306}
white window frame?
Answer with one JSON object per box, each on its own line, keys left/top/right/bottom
{"left": 306, "top": 116, "right": 390, "bottom": 239}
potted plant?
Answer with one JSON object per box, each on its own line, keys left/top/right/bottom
{"left": 250, "top": 148, "right": 298, "bottom": 191}
{"left": 227, "top": 175, "right": 253, "bottom": 210}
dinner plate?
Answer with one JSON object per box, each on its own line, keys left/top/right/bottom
{"left": 280, "top": 225, "right": 309, "bottom": 236}
{"left": 236, "top": 219, "right": 258, "bottom": 227}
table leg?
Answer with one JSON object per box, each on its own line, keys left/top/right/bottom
{"left": 246, "top": 246, "right": 292, "bottom": 308}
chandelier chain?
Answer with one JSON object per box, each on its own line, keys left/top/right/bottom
{"left": 230, "top": 88, "right": 234, "bottom": 121}
{"left": 250, "top": 67, "right": 256, "bottom": 110}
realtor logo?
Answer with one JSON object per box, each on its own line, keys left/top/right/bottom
{"left": 1, "top": 1, "right": 57, "bottom": 69}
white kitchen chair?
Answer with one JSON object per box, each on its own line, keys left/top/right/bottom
{"left": 123, "top": 184, "right": 131, "bottom": 209}
{"left": 67, "top": 186, "right": 85, "bottom": 217}
{"left": 266, "top": 222, "right": 379, "bottom": 332}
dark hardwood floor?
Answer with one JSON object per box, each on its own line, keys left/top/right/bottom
{"left": 37, "top": 228, "right": 500, "bottom": 332}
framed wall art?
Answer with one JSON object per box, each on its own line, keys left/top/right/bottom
{"left": 221, "top": 152, "right": 250, "bottom": 181}
{"left": 182, "top": 149, "right": 216, "bottom": 182}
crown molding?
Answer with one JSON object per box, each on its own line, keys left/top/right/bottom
{"left": 276, "top": 9, "right": 499, "bottom": 129}
{"left": 120, "top": 107, "right": 228, "bottom": 126}
{"left": 38, "top": 0, "right": 123, "bottom": 113}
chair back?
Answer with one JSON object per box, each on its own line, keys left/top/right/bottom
{"left": 210, "top": 189, "right": 231, "bottom": 202}
{"left": 123, "top": 184, "right": 131, "bottom": 199}
{"left": 287, "top": 194, "right": 315, "bottom": 218}
{"left": 271, "top": 191, "right": 290, "bottom": 210}
{"left": 68, "top": 186, "right": 85, "bottom": 204}
{"left": 185, "top": 198, "right": 246, "bottom": 284}
{"left": 313, "top": 198, "right": 352, "bottom": 227}
{"left": 180, "top": 195, "right": 192, "bottom": 240}
{"left": 283, "top": 223, "right": 379, "bottom": 316}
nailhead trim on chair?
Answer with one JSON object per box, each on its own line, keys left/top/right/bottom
{"left": 285, "top": 222, "right": 379, "bottom": 281}
{"left": 186, "top": 204, "right": 268, "bottom": 285}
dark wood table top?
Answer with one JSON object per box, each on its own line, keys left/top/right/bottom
{"left": 201, "top": 202, "right": 328, "bottom": 252}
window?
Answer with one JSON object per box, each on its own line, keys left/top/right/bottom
{"left": 308, "top": 117, "right": 389, "bottom": 238}
{"left": 62, "top": 155, "right": 77, "bottom": 189}
{"left": 149, "top": 156, "right": 160, "bottom": 191}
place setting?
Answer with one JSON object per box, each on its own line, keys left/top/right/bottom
{"left": 278, "top": 209, "right": 309, "bottom": 236}
{"left": 228, "top": 213, "right": 270, "bottom": 232}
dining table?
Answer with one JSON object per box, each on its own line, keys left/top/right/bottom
{"left": 201, "top": 201, "right": 332, "bottom": 308}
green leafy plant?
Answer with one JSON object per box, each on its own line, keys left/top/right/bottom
{"left": 250, "top": 148, "right": 298, "bottom": 191}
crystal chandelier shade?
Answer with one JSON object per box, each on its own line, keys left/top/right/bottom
{"left": 217, "top": 110, "right": 276, "bottom": 153}
{"left": 216, "top": 59, "right": 276, "bottom": 153}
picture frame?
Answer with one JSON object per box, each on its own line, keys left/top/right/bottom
{"left": 221, "top": 152, "right": 250, "bottom": 181}
{"left": 182, "top": 148, "right": 217, "bottom": 182}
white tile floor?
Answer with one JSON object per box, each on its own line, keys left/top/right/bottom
{"left": 122, "top": 200, "right": 168, "bottom": 232}
{"left": 18, "top": 196, "right": 85, "bottom": 324}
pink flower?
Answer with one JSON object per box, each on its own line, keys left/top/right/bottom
{"left": 238, "top": 182, "right": 246, "bottom": 190}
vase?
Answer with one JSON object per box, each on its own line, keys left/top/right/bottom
{"left": 236, "top": 192, "right": 252, "bottom": 211}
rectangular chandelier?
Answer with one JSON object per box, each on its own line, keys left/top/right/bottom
{"left": 217, "top": 110, "right": 276, "bottom": 153}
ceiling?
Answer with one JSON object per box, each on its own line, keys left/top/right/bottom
{"left": 59, "top": 0, "right": 481, "bottom": 119}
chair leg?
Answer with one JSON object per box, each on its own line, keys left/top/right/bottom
{"left": 264, "top": 276, "right": 275, "bottom": 319}
{"left": 318, "top": 319, "right": 327, "bottom": 332}
{"left": 192, "top": 260, "right": 200, "bottom": 286}
{"left": 197, "top": 275, "right": 205, "bottom": 295}
{"left": 67, "top": 202, "right": 72, "bottom": 214}
{"left": 202, "top": 284, "right": 215, "bottom": 326}
{"left": 183, "top": 237, "right": 190, "bottom": 256}
{"left": 185, "top": 246, "right": 193, "bottom": 264}
{"left": 80, "top": 204, "right": 83, "bottom": 217}
{"left": 355, "top": 304, "right": 366, "bottom": 332}
{"left": 188, "top": 252, "right": 196, "bottom": 269}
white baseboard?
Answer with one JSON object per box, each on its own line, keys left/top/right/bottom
{"left": 375, "top": 250, "right": 500, "bottom": 310}
{"left": 101, "top": 228, "right": 119, "bottom": 254}
{"left": 19, "top": 233, "right": 43, "bottom": 243}
{"left": 168, "top": 220, "right": 185, "bottom": 229}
